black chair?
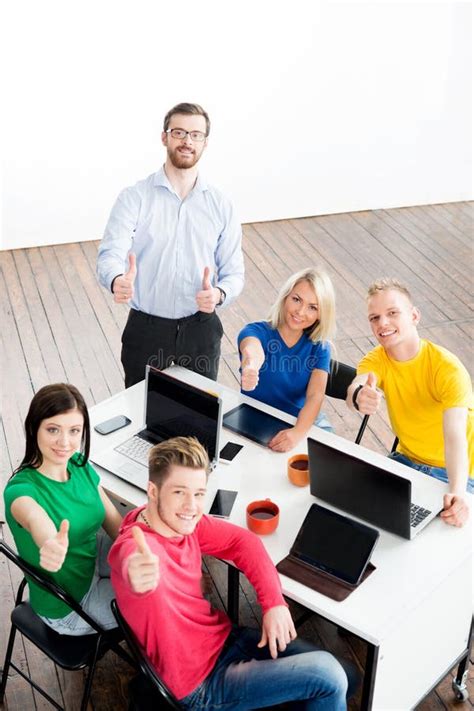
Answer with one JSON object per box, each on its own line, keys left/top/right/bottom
{"left": 0, "top": 539, "right": 135, "bottom": 710}
{"left": 325, "top": 360, "right": 369, "bottom": 444}
{"left": 111, "top": 599, "right": 182, "bottom": 710}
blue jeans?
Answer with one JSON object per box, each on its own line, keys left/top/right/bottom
{"left": 389, "top": 452, "right": 474, "bottom": 494}
{"left": 39, "top": 531, "right": 117, "bottom": 635}
{"left": 315, "top": 411, "right": 333, "bottom": 433}
{"left": 181, "top": 627, "right": 354, "bottom": 710}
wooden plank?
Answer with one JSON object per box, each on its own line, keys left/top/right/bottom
{"left": 434, "top": 203, "right": 473, "bottom": 230}
{"left": 419, "top": 204, "right": 472, "bottom": 249}
{"left": 64, "top": 243, "right": 124, "bottom": 378}
{"left": 26, "top": 247, "right": 95, "bottom": 404}
{"left": 351, "top": 211, "right": 472, "bottom": 315}
{"left": 0, "top": 263, "right": 34, "bottom": 473}
{"left": 53, "top": 243, "right": 123, "bottom": 398}
{"left": 14, "top": 249, "right": 67, "bottom": 384}
{"left": 1, "top": 251, "right": 50, "bottom": 392}
{"left": 386, "top": 207, "right": 472, "bottom": 285}
{"left": 379, "top": 207, "right": 473, "bottom": 290}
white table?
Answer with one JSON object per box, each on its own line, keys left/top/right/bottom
{"left": 89, "top": 367, "right": 472, "bottom": 710}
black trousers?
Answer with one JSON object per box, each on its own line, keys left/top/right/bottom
{"left": 121, "top": 309, "right": 223, "bottom": 388}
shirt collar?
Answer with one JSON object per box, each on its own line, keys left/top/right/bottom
{"left": 153, "top": 165, "right": 208, "bottom": 194}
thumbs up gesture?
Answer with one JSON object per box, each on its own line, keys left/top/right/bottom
{"left": 113, "top": 253, "right": 137, "bottom": 304}
{"left": 354, "top": 372, "right": 382, "bottom": 415}
{"left": 196, "top": 266, "right": 219, "bottom": 313}
{"left": 127, "top": 526, "right": 160, "bottom": 594}
{"left": 39, "top": 520, "right": 69, "bottom": 572}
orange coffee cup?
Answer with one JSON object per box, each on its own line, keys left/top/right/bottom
{"left": 287, "top": 454, "right": 309, "bottom": 487}
{"left": 246, "top": 499, "right": 280, "bottom": 535}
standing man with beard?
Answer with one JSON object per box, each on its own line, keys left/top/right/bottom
{"left": 97, "top": 103, "right": 244, "bottom": 387}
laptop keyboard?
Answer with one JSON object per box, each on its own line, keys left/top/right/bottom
{"left": 115, "top": 436, "right": 152, "bottom": 466}
{"left": 410, "top": 503, "right": 431, "bottom": 528}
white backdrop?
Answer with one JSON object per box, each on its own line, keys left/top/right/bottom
{"left": 1, "top": 0, "right": 472, "bottom": 250}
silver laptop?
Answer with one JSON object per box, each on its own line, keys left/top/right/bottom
{"left": 91, "top": 367, "right": 222, "bottom": 490}
{"left": 308, "top": 437, "right": 443, "bottom": 539}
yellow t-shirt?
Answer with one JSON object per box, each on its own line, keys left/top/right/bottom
{"left": 357, "top": 340, "right": 473, "bottom": 477}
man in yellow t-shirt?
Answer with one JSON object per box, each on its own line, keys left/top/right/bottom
{"left": 346, "top": 278, "right": 472, "bottom": 528}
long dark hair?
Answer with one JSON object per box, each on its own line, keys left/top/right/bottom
{"left": 13, "top": 384, "right": 90, "bottom": 476}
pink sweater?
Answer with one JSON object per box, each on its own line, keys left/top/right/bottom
{"left": 109, "top": 508, "right": 286, "bottom": 700}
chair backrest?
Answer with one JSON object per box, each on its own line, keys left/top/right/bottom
{"left": 325, "top": 360, "right": 370, "bottom": 445}
{"left": 325, "top": 360, "right": 357, "bottom": 400}
{"left": 110, "top": 599, "right": 181, "bottom": 709}
{"left": 0, "top": 539, "right": 104, "bottom": 634}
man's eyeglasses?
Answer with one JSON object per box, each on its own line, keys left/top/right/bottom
{"left": 165, "top": 128, "right": 207, "bottom": 142}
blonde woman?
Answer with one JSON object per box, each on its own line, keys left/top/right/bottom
{"left": 238, "top": 268, "right": 336, "bottom": 452}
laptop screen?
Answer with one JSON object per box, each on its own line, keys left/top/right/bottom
{"left": 291, "top": 503, "right": 379, "bottom": 585}
{"left": 145, "top": 368, "right": 221, "bottom": 464}
{"left": 308, "top": 437, "right": 411, "bottom": 538}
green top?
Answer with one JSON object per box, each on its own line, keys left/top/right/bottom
{"left": 4, "top": 453, "right": 105, "bottom": 618}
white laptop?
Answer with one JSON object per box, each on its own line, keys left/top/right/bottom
{"left": 91, "top": 366, "right": 222, "bottom": 490}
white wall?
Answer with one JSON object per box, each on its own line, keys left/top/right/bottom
{"left": 1, "top": 0, "right": 472, "bottom": 250}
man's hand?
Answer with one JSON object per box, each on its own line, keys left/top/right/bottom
{"left": 440, "top": 493, "right": 469, "bottom": 527}
{"left": 113, "top": 253, "right": 137, "bottom": 304}
{"left": 127, "top": 526, "right": 160, "bottom": 594}
{"left": 354, "top": 373, "right": 382, "bottom": 415}
{"left": 258, "top": 606, "right": 297, "bottom": 659}
{"left": 196, "top": 267, "right": 219, "bottom": 313}
{"left": 268, "top": 427, "right": 302, "bottom": 453}
{"left": 39, "top": 520, "right": 69, "bottom": 572}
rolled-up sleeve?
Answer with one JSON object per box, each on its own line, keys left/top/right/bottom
{"left": 214, "top": 201, "right": 244, "bottom": 306}
{"left": 97, "top": 187, "right": 141, "bottom": 292}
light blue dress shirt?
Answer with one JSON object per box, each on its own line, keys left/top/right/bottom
{"left": 97, "top": 167, "right": 244, "bottom": 319}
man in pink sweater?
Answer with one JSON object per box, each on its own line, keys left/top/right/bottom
{"left": 109, "top": 436, "right": 353, "bottom": 709}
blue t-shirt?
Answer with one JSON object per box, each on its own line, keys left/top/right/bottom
{"left": 237, "top": 321, "right": 331, "bottom": 418}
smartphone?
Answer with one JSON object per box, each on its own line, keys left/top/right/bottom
{"left": 209, "top": 489, "right": 238, "bottom": 518}
{"left": 219, "top": 442, "right": 243, "bottom": 463}
{"left": 94, "top": 415, "right": 132, "bottom": 435}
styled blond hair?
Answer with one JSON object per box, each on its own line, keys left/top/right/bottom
{"left": 268, "top": 267, "right": 336, "bottom": 344}
{"left": 148, "top": 436, "right": 210, "bottom": 488}
{"left": 367, "top": 278, "right": 413, "bottom": 302}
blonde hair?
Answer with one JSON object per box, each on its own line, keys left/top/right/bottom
{"left": 367, "top": 278, "right": 413, "bottom": 302}
{"left": 268, "top": 267, "right": 336, "bottom": 344}
{"left": 148, "top": 436, "right": 210, "bottom": 488}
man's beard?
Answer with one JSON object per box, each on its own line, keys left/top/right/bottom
{"left": 167, "top": 145, "right": 201, "bottom": 169}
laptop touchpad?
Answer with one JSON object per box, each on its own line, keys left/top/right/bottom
{"left": 117, "top": 462, "right": 148, "bottom": 488}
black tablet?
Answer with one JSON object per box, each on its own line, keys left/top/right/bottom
{"left": 291, "top": 504, "right": 379, "bottom": 586}
{"left": 223, "top": 403, "right": 290, "bottom": 446}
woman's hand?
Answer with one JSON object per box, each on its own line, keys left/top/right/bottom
{"left": 239, "top": 338, "right": 265, "bottom": 392}
{"left": 39, "top": 520, "right": 69, "bottom": 572}
{"left": 241, "top": 361, "right": 260, "bottom": 391}
{"left": 268, "top": 427, "right": 304, "bottom": 452}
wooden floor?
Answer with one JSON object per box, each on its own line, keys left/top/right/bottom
{"left": 0, "top": 201, "right": 473, "bottom": 709}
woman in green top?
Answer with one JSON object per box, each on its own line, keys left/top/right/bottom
{"left": 4, "top": 383, "right": 123, "bottom": 635}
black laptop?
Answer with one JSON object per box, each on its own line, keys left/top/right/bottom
{"left": 308, "top": 437, "right": 442, "bottom": 540}
{"left": 91, "top": 367, "right": 222, "bottom": 490}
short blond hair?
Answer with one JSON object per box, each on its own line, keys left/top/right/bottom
{"left": 148, "top": 436, "right": 210, "bottom": 488}
{"left": 367, "top": 278, "right": 412, "bottom": 302}
{"left": 268, "top": 267, "right": 336, "bottom": 344}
